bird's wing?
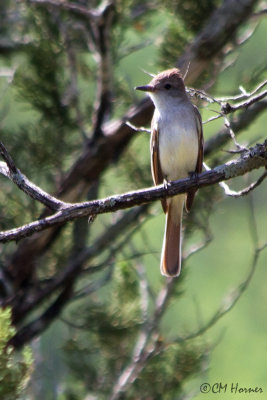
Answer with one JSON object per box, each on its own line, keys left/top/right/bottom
{"left": 151, "top": 116, "right": 167, "bottom": 213}
{"left": 186, "top": 105, "right": 204, "bottom": 212}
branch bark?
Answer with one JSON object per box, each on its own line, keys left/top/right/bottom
{"left": 1, "top": 140, "right": 266, "bottom": 244}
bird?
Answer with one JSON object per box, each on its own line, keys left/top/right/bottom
{"left": 135, "top": 68, "right": 203, "bottom": 277}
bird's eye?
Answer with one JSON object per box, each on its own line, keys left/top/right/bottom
{"left": 164, "top": 83, "right": 171, "bottom": 90}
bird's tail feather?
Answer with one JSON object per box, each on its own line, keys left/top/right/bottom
{"left": 160, "top": 196, "right": 184, "bottom": 277}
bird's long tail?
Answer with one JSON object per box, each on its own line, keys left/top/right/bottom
{"left": 160, "top": 195, "right": 184, "bottom": 277}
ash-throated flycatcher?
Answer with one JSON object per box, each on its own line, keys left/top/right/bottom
{"left": 135, "top": 68, "right": 203, "bottom": 277}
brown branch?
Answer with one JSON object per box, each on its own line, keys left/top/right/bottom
{"left": 0, "top": 141, "right": 266, "bottom": 244}
{"left": 9, "top": 281, "right": 74, "bottom": 349}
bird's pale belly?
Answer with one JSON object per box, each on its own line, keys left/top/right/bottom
{"left": 159, "top": 124, "right": 198, "bottom": 182}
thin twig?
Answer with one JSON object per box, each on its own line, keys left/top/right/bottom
{"left": 194, "top": 82, "right": 267, "bottom": 126}
{"left": 223, "top": 114, "right": 245, "bottom": 150}
{"left": 221, "top": 89, "right": 267, "bottom": 114}
{"left": 217, "top": 80, "right": 267, "bottom": 102}
{"left": 183, "top": 234, "right": 213, "bottom": 261}
{"left": 220, "top": 171, "right": 267, "bottom": 198}
{"left": 125, "top": 120, "right": 150, "bottom": 134}
{"left": 204, "top": 99, "right": 267, "bottom": 157}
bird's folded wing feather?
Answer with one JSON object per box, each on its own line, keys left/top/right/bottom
{"left": 151, "top": 117, "right": 167, "bottom": 213}
{"left": 186, "top": 105, "right": 204, "bottom": 212}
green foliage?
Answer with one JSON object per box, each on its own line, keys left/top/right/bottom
{"left": 62, "top": 264, "right": 206, "bottom": 398}
{"left": 159, "top": 21, "right": 191, "bottom": 69}
{"left": 184, "top": 184, "right": 220, "bottom": 239}
{"left": 0, "top": 308, "right": 33, "bottom": 400}
{"left": 0, "top": 1, "right": 266, "bottom": 399}
{"left": 159, "top": 0, "right": 219, "bottom": 72}
{"left": 164, "top": 0, "right": 220, "bottom": 33}
{"left": 16, "top": 8, "right": 69, "bottom": 121}
{"left": 0, "top": 6, "right": 86, "bottom": 228}
{"left": 128, "top": 343, "right": 204, "bottom": 399}
{"left": 12, "top": 7, "right": 81, "bottom": 173}
{"left": 63, "top": 263, "right": 142, "bottom": 396}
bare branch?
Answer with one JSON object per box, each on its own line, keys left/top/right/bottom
{"left": 9, "top": 281, "right": 74, "bottom": 349}
{"left": 223, "top": 114, "right": 245, "bottom": 150}
{"left": 217, "top": 80, "right": 267, "bottom": 102}
{"left": 125, "top": 121, "right": 150, "bottom": 134}
{"left": 5, "top": 206, "right": 149, "bottom": 348}
{"left": 221, "top": 88, "right": 267, "bottom": 115}
{"left": 193, "top": 81, "right": 267, "bottom": 125}
{"left": 0, "top": 141, "right": 266, "bottom": 243}
{"left": 184, "top": 234, "right": 213, "bottom": 261}
{"left": 220, "top": 170, "right": 267, "bottom": 198}
{"left": 136, "top": 263, "right": 150, "bottom": 322}
{"left": 29, "top": 0, "right": 261, "bottom": 203}
{"left": 204, "top": 99, "right": 267, "bottom": 157}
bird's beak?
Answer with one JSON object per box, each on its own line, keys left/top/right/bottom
{"left": 135, "top": 85, "right": 155, "bottom": 92}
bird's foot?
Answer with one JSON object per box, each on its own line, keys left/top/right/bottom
{"left": 163, "top": 178, "right": 171, "bottom": 190}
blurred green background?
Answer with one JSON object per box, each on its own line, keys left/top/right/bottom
{"left": 0, "top": 1, "right": 266, "bottom": 399}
